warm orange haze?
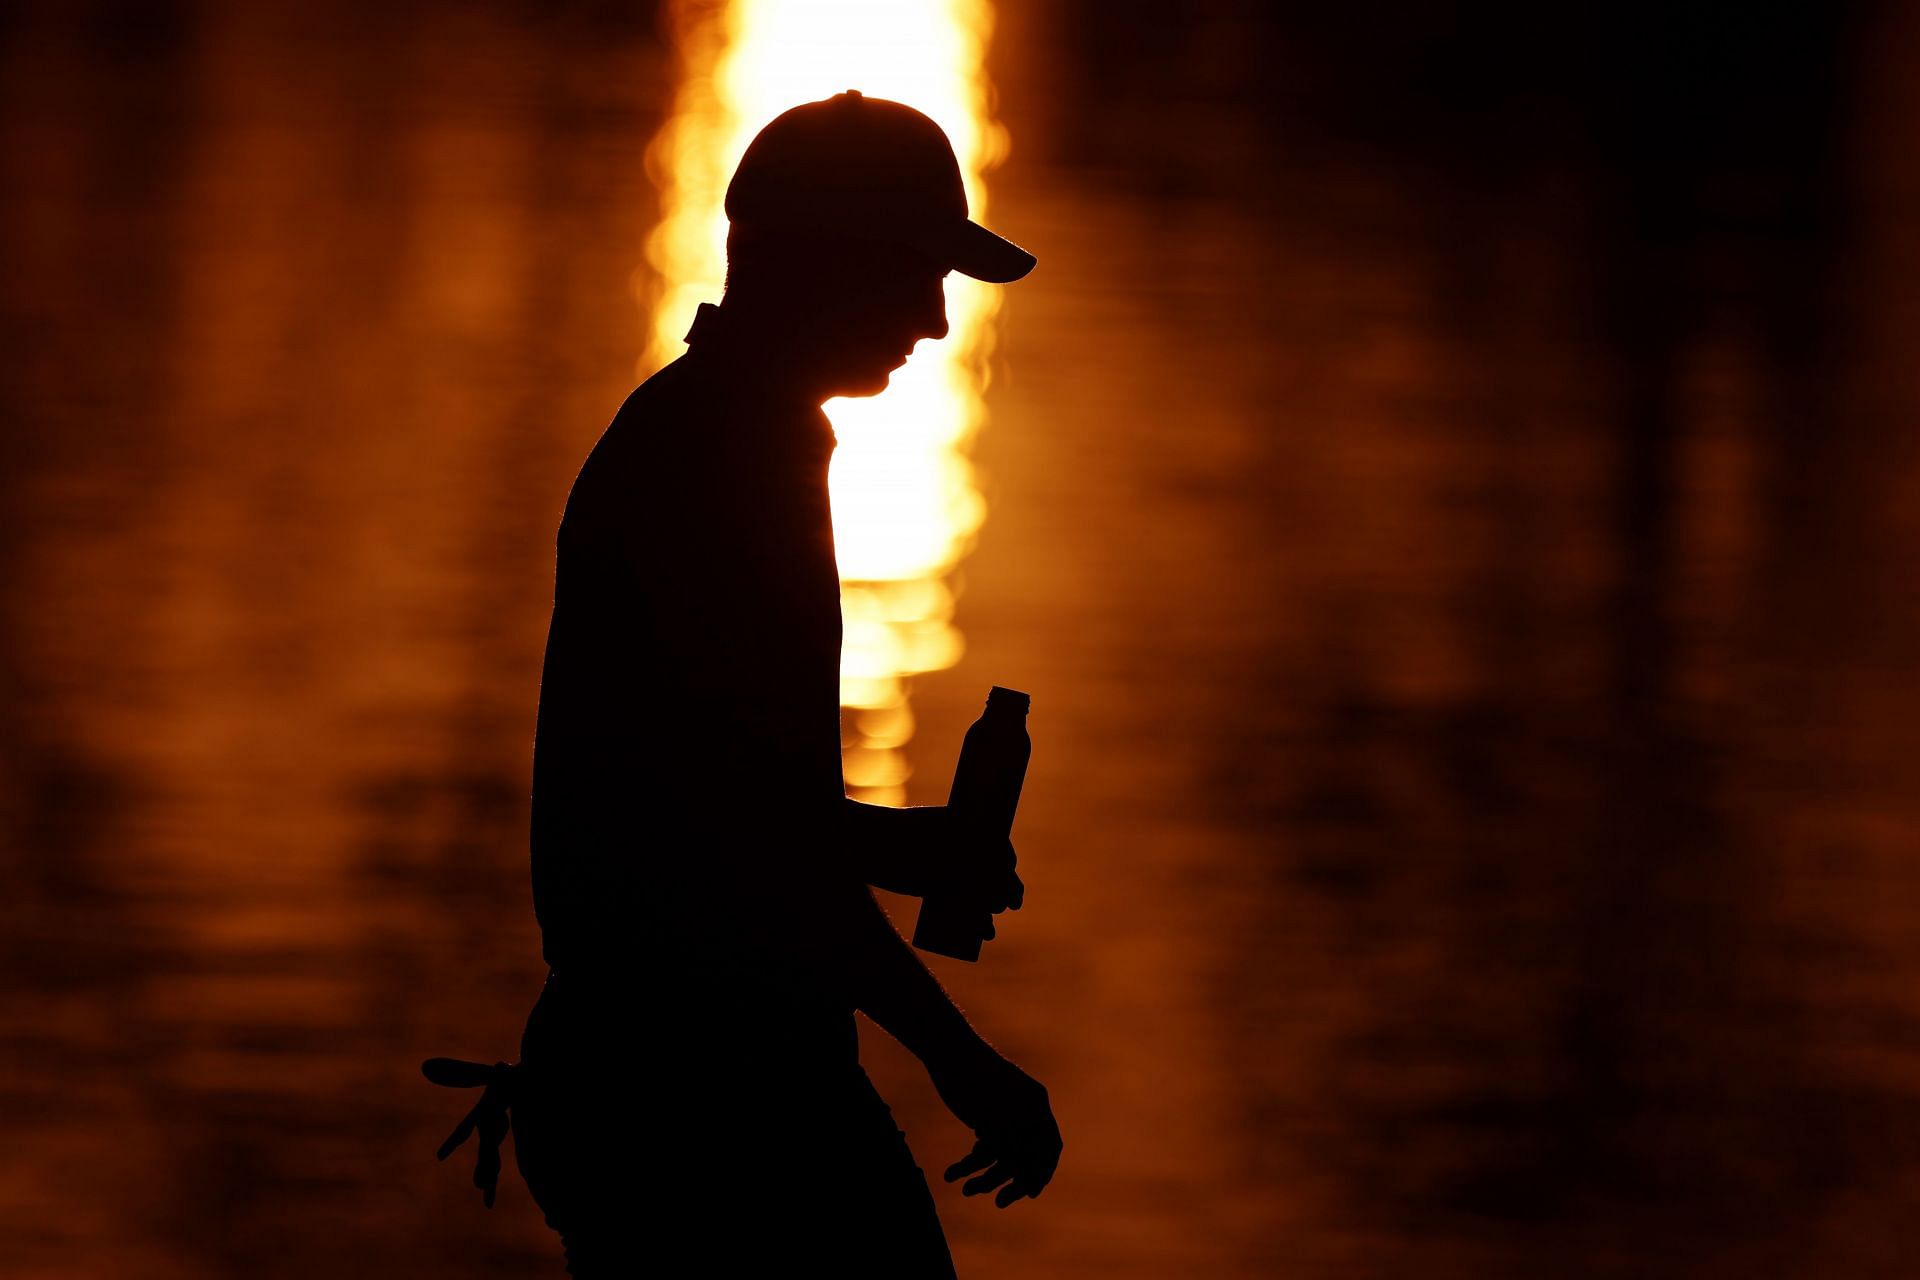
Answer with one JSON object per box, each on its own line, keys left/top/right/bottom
{"left": 7, "top": 2, "right": 1920, "bottom": 1278}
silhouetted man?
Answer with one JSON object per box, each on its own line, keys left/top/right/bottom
{"left": 446, "top": 91, "right": 1061, "bottom": 1277}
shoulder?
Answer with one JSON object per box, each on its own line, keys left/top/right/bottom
{"left": 560, "top": 360, "right": 719, "bottom": 535}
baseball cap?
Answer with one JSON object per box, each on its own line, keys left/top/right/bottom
{"left": 724, "top": 89, "right": 1036, "bottom": 284}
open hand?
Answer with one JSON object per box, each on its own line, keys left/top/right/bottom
{"left": 927, "top": 1043, "right": 1062, "bottom": 1207}
{"left": 945, "top": 1131, "right": 1060, "bottom": 1208}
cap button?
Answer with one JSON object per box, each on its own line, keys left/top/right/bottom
{"left": 843, "top": 88, "right": 861, "bottom": 99}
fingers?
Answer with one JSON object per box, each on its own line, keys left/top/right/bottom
{"left": 963, "top": 1164, "right": 1017, "bottom": 1199}
{"left": 947, "top": 1136, "right": 1058, "bottom": 1208}
{"left": 966, "top": 1158, "right": 1048, "bottom": 1207}
{"left": 945, "top": 1139, "right": 996, "bottom": 1182}
{"left": 984, "top": 870, "right": 1020, "bottom": 916}
{"left": 942, "top": 836, "right": 1023, "bottom": 916}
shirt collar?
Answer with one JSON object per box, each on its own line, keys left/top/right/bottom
{"left": 682, "top": 301, "right": 727, "bottom": 349}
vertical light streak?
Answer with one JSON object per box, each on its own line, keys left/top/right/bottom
{"left": 645, "top": 1, "right": 1008, "bottom": 805}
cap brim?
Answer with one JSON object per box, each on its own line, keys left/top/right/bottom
{"left": 948, "top": 219, "right": 1036, "bottom": 283}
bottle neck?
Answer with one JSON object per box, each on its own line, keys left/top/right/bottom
{"left": 984, "top": 686, "right": 1030, "bottom": 717}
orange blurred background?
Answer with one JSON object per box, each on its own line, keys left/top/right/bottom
{"left": 6, "top": 3, "right": 1920, "bottom": 1277}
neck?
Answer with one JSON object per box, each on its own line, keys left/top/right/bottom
{"left": 698, "top": 297, "right": 837, "bottom": 404}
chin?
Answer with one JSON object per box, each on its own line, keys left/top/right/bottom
{"left": 836, "top": 367, "right": 898, "bottom": 398}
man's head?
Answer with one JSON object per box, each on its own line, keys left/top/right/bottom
{"left": 717, "top": 91, "right": 1035, "bottom": 399}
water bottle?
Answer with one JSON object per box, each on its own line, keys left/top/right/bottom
{"left": 912, "top": 686, "right": 1031, "bottom": 962}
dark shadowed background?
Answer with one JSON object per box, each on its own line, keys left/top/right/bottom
{"left": 6, "top": 2, "right": 1920, "bottom": 1277}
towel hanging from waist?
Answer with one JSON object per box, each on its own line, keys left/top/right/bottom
{"left": 422, "top": 1056, "right": 523, "bottom": 1208}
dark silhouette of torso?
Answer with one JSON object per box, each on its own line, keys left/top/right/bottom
{"left": 502, "top": 303, "right": 955, "bottom": 1276}
{"left": 531, "top": 300, "right": 848, "bottom": 1021}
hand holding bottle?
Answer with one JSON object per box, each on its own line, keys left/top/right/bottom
{"left": 914, "top": 686, "right": 1032, "bottom": 961}
{"left": 920, "top": 807, "right": 1024, "bottom": 929}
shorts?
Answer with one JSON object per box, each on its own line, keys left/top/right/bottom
{"left": 511, "top": 970, "right": 959, "bottom": 1278}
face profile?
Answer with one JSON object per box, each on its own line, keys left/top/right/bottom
{"left": 814, "top": 244, "right": 952, "bottom": 399}
{"left": 716, "top": 224, "right": 957, "bottom": 401}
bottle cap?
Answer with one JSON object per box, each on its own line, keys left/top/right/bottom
{"left": 986, "top": 685, "right": 1031, "bottom": 714}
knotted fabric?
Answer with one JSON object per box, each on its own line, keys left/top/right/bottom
{"left": 422, "top": 1057, "right": 523, "bottom": 1207}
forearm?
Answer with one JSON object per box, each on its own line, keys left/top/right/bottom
{"left": 840, "top": 884, "right": 991, "bottom": 1067}
{"left": 745, "top": 868, "right": 988, "bottom": 1071}
{"left": 839, "top": 796, "right": 941, "bottom": 896}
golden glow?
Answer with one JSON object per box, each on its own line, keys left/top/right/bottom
{"left": 646, "top": 0, "right": 1009, "bottom": 805}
